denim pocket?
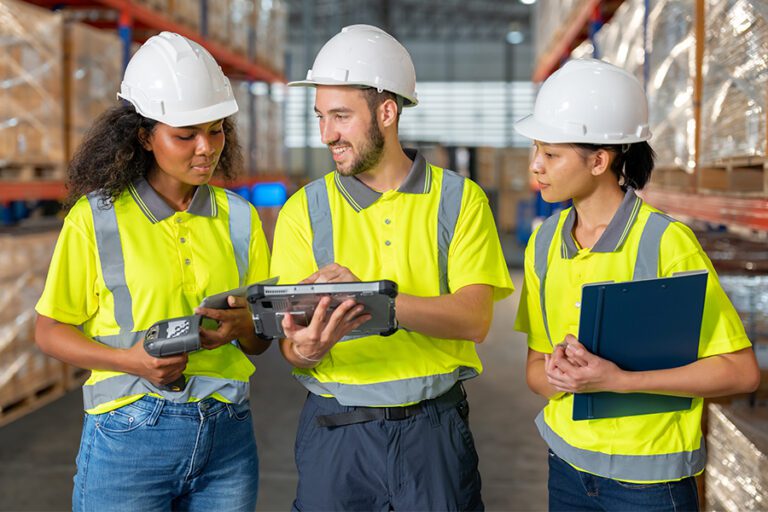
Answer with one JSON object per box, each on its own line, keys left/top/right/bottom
{"left": 230, "top": 402, "right": 252, "bottom": 422}
{"left": 95, "top": 402, "right": 153, "bottom": 433}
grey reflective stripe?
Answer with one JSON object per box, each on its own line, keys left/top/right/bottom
{"left": 93, "top": 332, "right": 143, "bottom": 349}
{"left": 82, "top": 374, "right": 250, "bottom": 410}
{"left": 633, "top": 212, "right": 673, "bottom": 280}
{"left": 305, "top": 178, "right": 334, "bottom": 268}
{"left": 534, "top": 215, "right": 560, "bottom": 346}
{"left": 294, "top": 366, "right": 479, "bottom": 406}
{"left": 225, "top": 190, "right": 252, "bottom": 286}
{"left": 88, "top": 193, "right": 134, "bottom": 333}
{"left": 535, "top": 412, "right": 706, "bottom": 481}
{"left": 437, "top": 170, "right": 465, "bottom": 294}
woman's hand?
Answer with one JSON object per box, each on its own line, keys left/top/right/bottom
{"left": 124, "top": 340, "right": 188, "bottom": 387}
{"left": 196, "top": 296, "right": 256, "bottom": 350}
{"left": 545, "top": 334, "right": 627, "bottom": 393}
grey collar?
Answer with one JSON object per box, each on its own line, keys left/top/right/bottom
{"left": 561, "top": 188, "right": 643, "bottom": 258}
{"left": 334, "top": 148, "right": 432, "bottom": 212}
{"left": 128, "top": 177, "right": 216, "bottom": 224}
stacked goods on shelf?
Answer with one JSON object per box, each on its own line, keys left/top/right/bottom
{"left": 207, "top": 0, "right": 230, "bottom": 45}
{"left": 699, "top": 0, "right": 768, "bottom": 194}
{"left": 593, "top": 0, "right": 645, "bottom": 84}
{"left": 706, "top": 403, "right": 768, "bottom": 511}
{"left": 0, "top": 230, "right": 85, "bottom": 427}
{"left": 228, "top": 0, "right": 256, "bottom": 56}
{"left": 646, "top": 0, "right": 697, "bottom": 176}
{"left": 65, "top": 22, "right": 123, "bottom": 160}
{"left": 171, "top": 0, "right": 201, "bottom": 33}
{"left": 231, "top": 80, "right": 286, "bottom": 175}
{"left": 255, "top": 0, "right": 287, "bottom": 73}
{"left": 533, "top": 0, "right": 581, "bottom": 64}
{"left": 0, "top": 0, "right": 64, "bottom": 177}
{"left": 232, "top": 80, "right": 256, "bottom": 175}
{"left": 473, "top": 147, "right": 531, "bottom": 233}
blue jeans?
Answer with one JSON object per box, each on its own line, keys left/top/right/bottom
{"left": 548, "top": 449, "right": 699, "bottom": 511}
{"left": 73, "top": 396, "right": 259, "bottom": 512}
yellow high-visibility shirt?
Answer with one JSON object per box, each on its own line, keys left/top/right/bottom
{"left": 515, "top": 190, "right": 750, "bottom": 482}
{"left": 36, "top": 180, "right": 270, "bottom": 413}
{"left": 271, "top": 150, "right": 514, "bottom": 406}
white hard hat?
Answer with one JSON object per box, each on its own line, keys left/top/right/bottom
{"left": 515, "top": 58, "right": 651, "bottom": 144}
{"left": 288, "top": 24, "right": 418, "bottom": 107}
{"left": 118, "top": 32, "right": 238, "bottom": 127}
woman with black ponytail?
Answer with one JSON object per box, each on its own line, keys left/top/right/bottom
{"left": 513, "top": 59, "right": 759, "bottom": 511}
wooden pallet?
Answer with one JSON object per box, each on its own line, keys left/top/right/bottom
{"left": 698, "top": 156, "right": 768, "bottom": 195}
{"left": 0, "top": 362, "right": 68, "bottom": 428}
{"left": 0, "top": 163, "right": 65, "bottom": 182}
{"left": 650, "top": 166, "right": 696, "bottom": 192}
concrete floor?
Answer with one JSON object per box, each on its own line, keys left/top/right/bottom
{"left": 0, "top": 268, "right": 550, "bottom": 511}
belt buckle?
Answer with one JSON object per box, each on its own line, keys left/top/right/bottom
{"left": 384, "top": 406, "right": 409, "bottom": 421}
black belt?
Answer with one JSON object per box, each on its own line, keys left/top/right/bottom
{"left": 315, "top": 382, "right": 467, "bottom": 428}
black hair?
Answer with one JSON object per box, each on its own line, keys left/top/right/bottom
{"left": 572, "top": 141, "right": 656, "bottom": 191}
{"left": 359, "top": 87, "right": 401, "bottom": 128}
{"left": 64, "top": 103, "right": 242, "bottom": 209}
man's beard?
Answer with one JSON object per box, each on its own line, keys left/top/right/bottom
{"left": 334, "top": 120, "right": 385, "bottom": 177}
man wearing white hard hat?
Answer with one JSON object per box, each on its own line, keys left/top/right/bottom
{"left": 513, "top": 58, "right": 759, "bottom": 510}
{"left": 35, "top": 32, "right": 271, "bottom": 510}
{"left": 272, "top": 25, "right": 513, "bottom": 510}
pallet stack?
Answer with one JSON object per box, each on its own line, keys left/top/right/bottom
{"left": 0, "top": 0, "right": 65, "bottom": 181}
{"left": 473, "top": 147, "right": 532, "bottom": 233}
{"left": 0, "top": 230, "right": 87, "bottom": 428}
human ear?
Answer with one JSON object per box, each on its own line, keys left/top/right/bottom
{"left": 590, "top": 149, "right": 611, "bottom": 176}
{"left": 379, "top": 99, "right": 399, "bottom": 128}
{"left": 138, "top": 127, "right": 153, "bottom": 151}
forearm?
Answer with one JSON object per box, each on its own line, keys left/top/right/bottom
{"left": 396, "top": 285, "right": 493, "bottom": 343}
{"left": 526, "top": 350, "right": 566, "bottom": 399}
{"left": 34, "top": 315, "right": 131, "bottom": 373}
{"left": 237, "top": 332, "right": 271, "bottom": 355}
{"left": 614, "top": 348, "right": 760, "bottom": 398}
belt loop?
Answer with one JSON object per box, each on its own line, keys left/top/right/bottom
{"left": 425, "top": 398, "right": 440, "bottom": 428}
{"left": 146, "top": 397, "right": 164, "bottom": 427}
{"left": 226, "top": 403, "right": 234, "bottom": 418}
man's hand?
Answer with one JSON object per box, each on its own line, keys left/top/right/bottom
{"left": 195, "top": 296, "right": 255, "bottom": 350}
{"left": 283, "top": 296, "right": 370, "bottom": 364}
{"left": 544, "top": 334, "right": 626, "bottom": 393}
{"left": 301, "top": 263, "right": 360, "bottom": 284}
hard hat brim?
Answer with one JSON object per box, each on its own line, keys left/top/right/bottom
{"left": 121, "top": 95, "right": 239, "bottom": 127}
{"left": 287, "top": 78, "right": 418, "bottom": 107}
{"left": 514, "top": 114, "right": 651, "bottom": 145}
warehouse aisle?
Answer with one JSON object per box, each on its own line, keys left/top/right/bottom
{"left": 0, "top": 269, "right": 549, "bottom": 512}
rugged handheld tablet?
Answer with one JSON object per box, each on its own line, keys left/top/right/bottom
{"left": 246, "top": 280, "right": 398, "bottom": 341}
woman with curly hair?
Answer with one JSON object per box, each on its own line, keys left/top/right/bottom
{"left": 34, "top": 32, "right": 270, "bottom": 511}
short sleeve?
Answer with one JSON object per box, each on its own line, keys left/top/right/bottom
{"left": 513, "top": 227, "right": 553, "bottom": 353}
{"left": 447, "top": 180, "right": 514, "bottom": 301}
{"left": 660, "top": 223, "right": 751, "bottom": 358}
{"left": 35, "top": 203, "right": 99, "bottom": 326}
{"left": 270, "top": 189, "right": 318, "bottom": 284}
{"left": 246, "top": 205, "right": 271, "bottom": 284}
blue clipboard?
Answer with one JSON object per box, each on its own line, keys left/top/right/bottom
{"left": 572, "top": 271, "right": 708, "bottom": 421}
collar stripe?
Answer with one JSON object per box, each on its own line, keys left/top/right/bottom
{"left": 615, "top": 197, "right": 642, "bottom": 251}
{"left": 334, "top": 173, "right": 363, "bottom": 212}
{"left": 128, "top": 183, "right": 159, "bottom": 224}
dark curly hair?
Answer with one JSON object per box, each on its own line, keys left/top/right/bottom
{"left": 64, "top": 103, "right": 243, "bottom": 209}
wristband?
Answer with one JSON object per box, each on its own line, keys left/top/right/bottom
{"left": 293, "top": 343, "right": 323, "bottom": 363}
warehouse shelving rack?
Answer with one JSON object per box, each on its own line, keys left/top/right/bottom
{"left": 533, "top": 0, "right": 768, "bottom": 234}
{"left": 3, "top": 0, "right": 288, "bottom": 203}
